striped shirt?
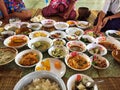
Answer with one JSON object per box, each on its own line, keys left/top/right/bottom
{"left": 102, "top": 0, "right": 120, "bottom": 14}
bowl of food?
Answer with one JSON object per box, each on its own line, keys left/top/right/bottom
{"left": 67, "top": 74, "right": 98, "bottom": 90}
{"left": 41, "top": 19, "right": 56, "bottom": 28}
{"left": 112, "top": 49, "right": 120, "bottom": 63}
{"left": 65, "top": 51, "right": 91, "bottom": 71}
{"left": 66, "top": 27, "right": 84, "bottom": 37}
{"left": 28, "top": 23, "right": 42, "bottom": 30}
{"left": 30, "top": 15, "right": 44, "bottom": 22}
{"left": 54, "top": 22, "right": 69, "bottom": 30}
{"left": 66, "top": 41, "right": 86, "bottom": 52}
{"left": 66, "top": 20, "right": 76, "bottom": 26}
{"left": 28, "top": 37, "right": 53, "bottom": 52}
{"left": 1, "top": 31, "right": 16, "bottom": 39}
{"left": 0, "top": 47, "right": 18, "bottom": 66}
{"left": 35, "top": 58, "right": 66, "bottom": 78}
{"left": 4, "top": 35, "right": 29, "bottom": 48}
{"left": 15, "top": 49, "right": 43, "bottom": 68}
{"left": 50, "top": 31, "right": 66, "bottom": 39}
{"left": 20, "top": 22, "right": 30, "bottom": 27}
{"left": 4, "top": 24, "right": 20, "bottom": 31}
{"left": 66, "top": 35, "right": 78, "bottom": 41}
{"left": 29, "top": 30, "right": 49, "bottom": 39}
{"left": 79, "top": 35, "right": 95, "bottom": 44}
{"left": 48, "top": 46, "right": 69, "bottom": 58}
{"left": 87, "top": 43, "right": 107, "bottom": 56}
{"left": 91, "top": 54, "right": 109, "bottom": 69}
{"left": 53, "top": 38, "right": 66, "bottom": 46}
{"left": 76, "top": 21, "right": 91, "bottom": 29}
{"left": 14, "top": 71, "right": 66, "bottom": 90}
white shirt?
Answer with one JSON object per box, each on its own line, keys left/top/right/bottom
{"left": 102, "top": 0, "right": 120, "bottom": 14}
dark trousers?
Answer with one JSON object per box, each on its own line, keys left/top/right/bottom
{"left": 94, "top": 12, "right": 120, "bottom": 32}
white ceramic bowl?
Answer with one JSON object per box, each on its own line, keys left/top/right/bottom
{"left": 65, "top": 52, "right": 91, "bottom": 71}
{"left": 53, "top": 38, "right": 66, "bottom": 46}
{"left": 91, "top": 54, "right": 109, "bottom": 69}
{"left": 29, "top": 30, "right": 50, "bottom": 39}
{"left": 66, "top": 41, "right": 86, "bottom": 52}
{"left": 87, "top": 43, "right": 107, "bottom": 56}
{"left": 14, "top": 71, "right": 66, "bottom": 90}
{"left": 15, "top": 49, "right": 43, "bottom": 68}
{"left": 20, "top": 22, "right": 30, "bottom": 27}
{"left": 76, "top": 21, "right": 91, "bottom": 29}
{"left": 4, "top": 24, "right": 20, "bottom": 31}
{"left": 66, "top": 27, "right": 84, "bottom": 37}
{"left": 67, "top": 74, "right": 98, "bottom": 90}
{"left": 50, "top": 30, "right": 66, "bottom": 39}
{"left": 1, "top": 31, "right": 16, "bottom": 39}
{"left": 4, "top": 35, "right": 29, "bottom": 48}
{"left": 35, "top": 58, "right": 66, "bottom": 78}
{"left": 48, "top": 46, "right": 69, "bottom": 58}
{"left": 54, "top": 22, "right": 69, "bottom": 30}
{"left": 28, "top": 37, "right": 53, "bottom": 52}
{"left": 41, "top": 19, "right": 56, "bottom": 27}
{"left": 27, "top": 23, "right": 42, "bottom": 30}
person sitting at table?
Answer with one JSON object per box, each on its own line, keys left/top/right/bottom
{"left": 93, "top": 0, "right": 120, "bottom": 33}
{"left": 0, "top": 0, "right": 32, "bottom": 21}
{"left": 42, "top": 0, "right": 77, "bottom": 20}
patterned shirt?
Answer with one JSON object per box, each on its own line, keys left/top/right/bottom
{"left": 4, "top": 0, "right": 25, "bottom": 14}
{"left": 50, "top": 0, "right": 77, "bottom": 8}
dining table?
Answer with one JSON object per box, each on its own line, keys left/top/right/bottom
{"left": 0, "top": 9, "right": 120, "bottom": 90}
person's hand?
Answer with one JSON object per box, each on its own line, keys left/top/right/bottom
{"left": 93, "top": 23, "right": 102, "bottom": 33}
{"left": 102, "top": 17, "right": 110, "bottom": 27}
{"left": 3, "top": 16, "right": 10, "bottom": 23}
{"left": 63, "top": 12, "right": 70, "bottom": 20}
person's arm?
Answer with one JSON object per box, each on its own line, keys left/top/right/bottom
{"left": 63, "top": 0, "right": 76, "bottom": 19}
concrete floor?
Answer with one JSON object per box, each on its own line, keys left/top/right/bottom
{"left": 24, "top": 0, "right": 105, "bottom": 10}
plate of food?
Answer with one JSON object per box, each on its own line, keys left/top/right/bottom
{"left": 4, "top": 35, "right": 29, "bottom": 48}
{"left": 66, "top": 20, "right": 77, "bottom": 26}
{"left": 91, "top": 54, "right": 109, "bottom": 69}
{"left": 84, "top": 29, "right": 105, "bottom": 38}
{"left": 54, "top": 22, "right": 69, "bottom": 30}
{"left": 41, "top": 19, "right": 56, "bottom": 28}
{"left": 50, "top": 31, "right": 66, "bottom": 39}
{"left": 35, "top": 58, "right": 66, "bottom": 78}
{"left": 28, "top": 37, "right": 53, "bottom": 52}
{"left": 53, "top": 38, "right": 66, "bottom": 46}
{"left": 15, "top": 49, "right": 43, "bottom": 68}
{"left": 30, "top": 15, "right": 45, "bottom": 22}
{"left": 4, "top": 24, "right": 20, "bottom": 31}
{"left": 106, "top": 30, "right": 120, "bottom": 39}
{"left": 79, "top": 35, "right": 96, "bottom": 44}
{"left": 66, "top": 27, "right": 84, "bottom": 37}
{"left": 29, "top": 30, "right": 49, "bottom": 39}
{"left": 112, "top": 49, "right": 120, "bottom": 63}
{"left": 0, "top": 47, "right": 18, "bottom": 66}
{"left": 76, "top": 21, "right": 91, "bottom": 29}
{"left": 27, "top": 23, "right": 42, "bottom": 30}
{"left": 48, "top": 46, "right": 69, "bottom": 58}
{"left": 66, "top": 35, "right": 78, "bottom": 41}
{"left": 65, "top": 51, "right": 91, "bottom": 71}
{"left": 87, "top": 43, "right": 107, "bottom": 56}
{"left": 67, "top": 74, "right": 98, "bottom": 90}
{"left": 66, "top": 41, "right": 86, "bottom": 52}
{"left": 14, "top": 71, "right": 66, "bottom": 90}
{"left": 20, "top": 22, "right": 30, "bottom": 27}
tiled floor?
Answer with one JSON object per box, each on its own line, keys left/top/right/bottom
{"left": 24, "top": 0, "right": 105, "bottom": 10}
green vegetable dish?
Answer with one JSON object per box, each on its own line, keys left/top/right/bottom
{"left": 32, "top": 41, "right": 50, "bottom": 52}
{"left": 80, "top": 37, "right": 91, "bottom": 43}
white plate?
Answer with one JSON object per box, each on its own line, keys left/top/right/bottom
{"left": 87, "top": 43, "right": 107, "bottom": 56}
{"left": 50, "top": 31, "right": 66, "bottom": 39}
{"left": 76, "top": 21, "right": 91, "bottom": 29}
{"left": 41, "top": 19, "right": 56, "bottom": 27}
{"left": 90, "top": 54, "right": 109, "bottom": 69}
{"left": 27, "top": 23, "right": 42, "bottom": 30}
{"left": 15, "top": 49, "right": 43, "bottom": 68}
{"left": 66, "top": 27, "right": 84, "bottom": 37}
{"left": 105, "top": 30, "right": 120, "bottom": 39}
{"left": 66, "top": 41, "right": 86, "bottom": 52}
{"left": 28, "top": 37, "right": 53, "bottom": 52}
{"left": 54, "top": 22, "right": 69, "bottom": 30}
{"left": 4, "top": 35, "right": 29, "bottom": 48}
{"left": 48, "top": 46, "right": 69, "bottom": 58}
{"left": 67, "top": 74, "right": 98, "bottom": 90}
{"left": 65, "top": 52, "right": 91, "bottom": 71}
{"left": 29, "top": 30, "right": 49, "bottom": 39}
{"left": 35, "top": 58, "right": 66, "bottom": 78}
{"left": 14, "top": 71, "right": 66, "bottom": 90}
